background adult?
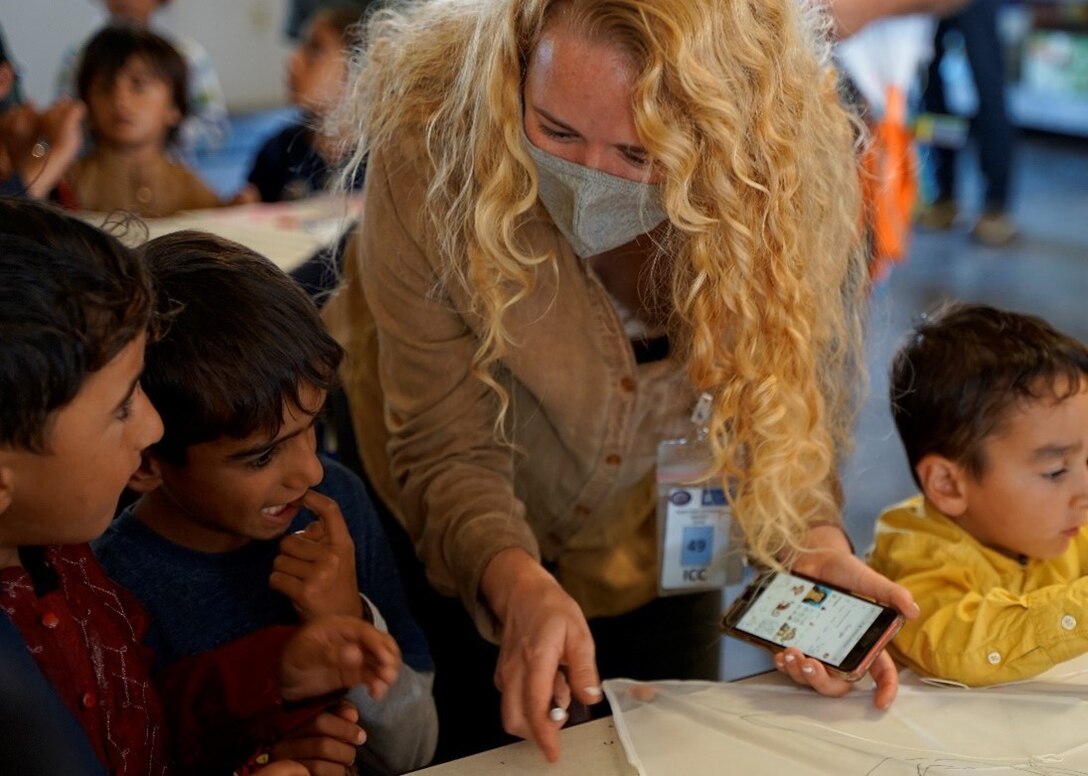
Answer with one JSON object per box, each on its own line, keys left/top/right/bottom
{"left": 324, "top": 0, "right": 916, "bottom": 763}
{"left": 831, "top": 0, "right": 971, "bottom": 38}
{"left": 918, "top": 0, "right": 1017, "bottom": 246}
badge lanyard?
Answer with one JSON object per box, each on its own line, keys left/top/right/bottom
{"left": 656, "top": 393, "right": 745, "bottom": 595}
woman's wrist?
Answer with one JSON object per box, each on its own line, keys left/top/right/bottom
{"left": 480, "top": 546, "right": 552, "bottom": 624}
{"left": 802, "top": 521, "right": 854, "bottom": 555}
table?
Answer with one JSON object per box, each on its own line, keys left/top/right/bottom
{"left": 88, "top": 195, "right": 361, "bottom": 273}
{"left": 409, "top": 717, "right": 637, "bottom": 776}
{"left": 409, "top": 671, "right": 793, "bottom": 776}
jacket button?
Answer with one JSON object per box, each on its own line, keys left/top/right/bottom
{"left": 574, "top": 504, "right": 591, "bottom": 516}
{"left": 81, "top": 692, "right": 97, "bottom": 709}
{"left": 987, "top": 651, "right": 1002, "bottom": 665}
{"left": 605, "top": 454, "right": 622, "bottom": 466}
{"left": 620, "top": 377, "right": 636, "bottom": 393}
{"left": 41, "top": 611, "right": 60, "bottom": 629}
{"left": 1062, "top": 614, "right": 1077, "bottom": 631}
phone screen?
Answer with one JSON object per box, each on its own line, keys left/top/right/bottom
{"left": 732, "top": 572, "right": 885, "bottom": 668}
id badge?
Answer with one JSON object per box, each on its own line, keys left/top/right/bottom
{"left": 656, "top": 437, "right": 744, "bottom": 595}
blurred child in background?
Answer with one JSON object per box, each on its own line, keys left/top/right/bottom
{"left": 65, "top": 25, "right": 220, "bottom": 216}
{"left": 240, "top": 7, "right": 366, "bottom": 203}
{"left": 56, "top": 0, "right": 228, "bottom": 155}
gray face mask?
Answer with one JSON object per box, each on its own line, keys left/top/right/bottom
{"left": 525, "top": 136, "right": 668, "bottom": 258}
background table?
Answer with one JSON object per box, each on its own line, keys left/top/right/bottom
{"left": 86, "top": 195, "right": 360, "bottom": 273}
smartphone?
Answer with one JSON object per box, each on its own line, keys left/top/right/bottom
{"left": 721, "top": 568, "right": 904, "bottom": 681}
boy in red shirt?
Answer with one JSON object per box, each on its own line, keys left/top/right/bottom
{"left": 0, "top": 197, "right": 400, "bottom": 774}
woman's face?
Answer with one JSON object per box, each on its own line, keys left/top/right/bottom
{"left": 523, "top": 23, "right": 660, "bottom": 183}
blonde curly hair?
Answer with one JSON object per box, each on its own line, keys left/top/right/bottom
{"left": 332, "top": 0, "right": 869, "bottom": 566}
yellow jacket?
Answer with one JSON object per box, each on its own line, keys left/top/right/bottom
{"left": 869, "top": 495, "right": 1088, "bottom": 686}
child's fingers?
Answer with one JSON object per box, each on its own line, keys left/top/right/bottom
{"left": 273, "top": 539, "right": 362, "bottom": 620}
{"left": 271, "top": 554, "right": 313, "bottom": 581}
{"left": 272, "top": 730, "right": 360, "bottom": 765}
{"left": 295, "top": 759, "right": 357, "bottom": 776}
{"left": 269, "top": 570, "right": 353, "bottom": 620}
{"left": 269, "top": 571, "right": 305, "bottom": 602}
{"left": 253, "top": 761, "right": 307, "bottom": 776}
{"left": 278, "top": 531, "right": 326, "bottom": 561}
{"left": 298, "top": 490, "right": 354, "bottom": 549}
{"left": 280, "top": 616, "right": 401, "bottom": 702}
{"left": 280, "top": 706, "right": 364, "bottom": 744}
{"left": 331, "top": 625, "right": 400, "bottom": 696}
{"left": 341, "top": 650, "right": 394, "bottom": 701}
{"left": 328, "top": 700, "right": 359, "bottom": 724}
{"left": 270, "top": 714, "right": 363, "bottom": 767}
{"left": 361, "top": 628, "right": 401, "bottom": 673}
{"left": 358, "top": 634, "right": 401, "bottom": 696}
{"left": 300, "top": 520, "right": 324, "bottom": 541}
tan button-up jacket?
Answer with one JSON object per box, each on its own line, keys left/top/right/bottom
{"left": 324, "top": 141, "right": 695, "bottom": 639}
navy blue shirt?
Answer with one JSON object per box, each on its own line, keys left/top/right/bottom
{"left": 246, "top": 122, "right": 365, "bottom": 202}
{"left": 93, "top": 457, "right": 432, "bottom": 674}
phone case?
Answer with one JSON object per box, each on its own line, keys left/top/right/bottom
{"left": 720, "top": 569, "right": 904, "bottom": 682}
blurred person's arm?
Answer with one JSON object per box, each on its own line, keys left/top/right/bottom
{"left": 831, "top": 0, "right": 970, "bottom": 38}
{"left": 0, "top": 99, "right": 84, "bottom": 199}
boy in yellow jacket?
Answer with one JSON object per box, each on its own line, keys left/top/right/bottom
{"left": 869, "top": 303, "right": 1088, "bottom": 685}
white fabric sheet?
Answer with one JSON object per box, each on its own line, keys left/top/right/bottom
{"left": 604, "top": 678, "right": 1088, "bottom": 775}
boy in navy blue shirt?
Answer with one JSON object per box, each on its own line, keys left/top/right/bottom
{"left": 93, "top": 231, "right": 437, "bottom": 775}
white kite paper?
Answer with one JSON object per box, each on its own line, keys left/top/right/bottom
{"left": 604, "top": 678, "right": 1088, "bottom": 775}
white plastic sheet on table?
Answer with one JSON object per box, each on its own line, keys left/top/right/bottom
{"left": 603, "top": 678, "right": 1088, "bottom": 775}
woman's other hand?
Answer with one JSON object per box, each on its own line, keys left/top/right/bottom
{"left": 784, "top": 523, "right": 919, "bottom": 709}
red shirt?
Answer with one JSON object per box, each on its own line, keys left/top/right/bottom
{"left": 1, "top": 544, "right": 168, "bottom": 775}
{"left": 1, "top": 545, "right": 331, "bottom": 774}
